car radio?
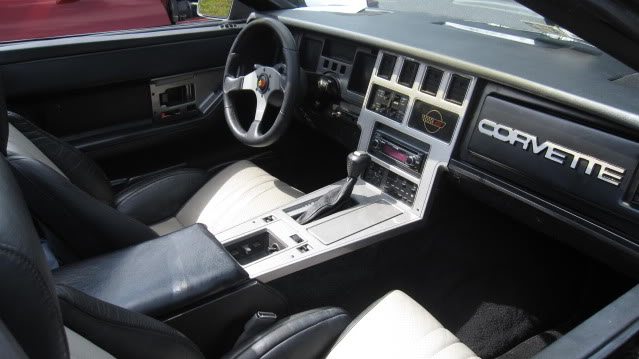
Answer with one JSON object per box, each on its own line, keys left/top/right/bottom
{"left": 368, "top": 128, "right": 428, "bottom": 176}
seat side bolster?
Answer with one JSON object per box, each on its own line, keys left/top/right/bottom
{"left": 115, "top": 168, "right": 207, "bottom": 225}
{"left": 57, "top": 285, "right": 205, "bottom": 359}
{"left": 224, "top": 307, "right": 351, "bottom": 359}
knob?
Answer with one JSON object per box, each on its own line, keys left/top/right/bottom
{"left": 346, "top": 151, "right": 371, "bottom": 179}
{"left": 372, "top": 138, "right": 381, "bottom": 149}
{"left": 406, "top": 155, "right": 420, "bottom": 166}
{"left": 317, "top": 75, "right": 340, "bottom": 99}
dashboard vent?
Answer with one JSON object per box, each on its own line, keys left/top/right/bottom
{"left": 420, "top": 67, "right": 443, "bottom": 95}
{"left": 445, "top": 74, "right": 471, "bottom": 104}
{"left": 398, "top": 60, "right": 419, "bottom": 87}
{"left": 377, "top": 53, "right": 397, "bottom": 79}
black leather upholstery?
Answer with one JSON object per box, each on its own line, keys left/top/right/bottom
{"left": 0, "top": 154, "right": 212, "bottom": 359}
{"left": 0, "top": 156, "right": 70, "bottom": 359}
{"left": 57, "top": 285, "right": 205, "bottom": 359}
{"left": 8, "top": 112, "right": 114, "bottom": 204}
{"left": 115, "top": 168, "right": 207, "bottom": 225}
{"left": 1, "top": 111, "right": 214, "bottom": 259}
{"left": 224, "top": 307, "right": 351, "bottom": 359}
{"left": 0, "top": 83, "right": 7, "bottom": 156}
{"left": 0, "top": 101, "right": 354, "bottom": 359}
{"left": 54, "top": 224, "right": 249, "bottom": 316}
{"left": 0, "top": 320, "right": 28, "bottom": 359}
{"left": 9, "top": 155, "right": 158, "bottom": 258}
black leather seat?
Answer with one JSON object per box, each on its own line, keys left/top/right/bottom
{"left": 1, "top": 103, "right": 301, "bottom": 261}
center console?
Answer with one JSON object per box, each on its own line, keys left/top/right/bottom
{"left": 215, "top": 47, "right": 476, "bottom": 282}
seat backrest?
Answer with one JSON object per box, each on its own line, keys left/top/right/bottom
{"left": 0, "top": 118, "right": 69, "bottom": 358}
{"left": 7, "top": 112, "right": 114, "bottom": 204}
{"left": 2, "top": 109, "right": 157, "bottom": 260}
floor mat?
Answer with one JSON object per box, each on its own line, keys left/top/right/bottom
{"left": 270, "top": 177, "right": 631, "bottom": 358}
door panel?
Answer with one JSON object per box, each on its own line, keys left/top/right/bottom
{"left": 0, "top": 26, "right": 251, "bottom": 179}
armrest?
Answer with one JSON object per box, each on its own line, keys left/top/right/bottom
{"left": 115, "top": 168, "right": 207, "bottom": 224}
{"left": 53, "top": 224, "right": 248, "bottom": 316}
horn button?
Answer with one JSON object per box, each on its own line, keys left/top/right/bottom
{"left": 257, "top": 74, "right": 269, "bottom": 93}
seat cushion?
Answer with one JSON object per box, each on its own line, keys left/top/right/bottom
{"left": 327, "top": 290, "right": 479, "bottom": 359}
{"left": 151, "top": 160, "right": 303, "bottom": 235}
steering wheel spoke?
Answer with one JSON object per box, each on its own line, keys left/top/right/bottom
{"left": 223, "top": 71, "right": 258, "bottom": 94}
{"left": 246, "top": 94, "right": 267, "bottom": 141}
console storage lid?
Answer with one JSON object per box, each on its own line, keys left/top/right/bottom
{"left": 53, "top": 224, "right": 248, "bottom": 316}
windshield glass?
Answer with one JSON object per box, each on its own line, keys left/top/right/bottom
{"left": 301, "top": 0, "right": 581, "bottom": 42}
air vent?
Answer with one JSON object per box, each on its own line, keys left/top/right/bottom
{"left": 420, "top": 67, "right": 443, "bottom": 95}
{"left": 398, "top": 60, "right": 419, "bottom": 87}
{"left": 377, "top": 53, "right": 397, "bottom": 79}
{"left": 445, "top": 74, "right": 471, "bottom": 104}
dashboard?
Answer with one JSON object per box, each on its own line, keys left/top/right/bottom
{"left": 266, "top": 8, "right": 639, "bottom": 269}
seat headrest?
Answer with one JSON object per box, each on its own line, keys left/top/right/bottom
{"left": 0, "top": 81, "right": 7, "bottom": 156}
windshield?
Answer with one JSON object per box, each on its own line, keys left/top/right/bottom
{"left": 301, "top": 0, "right": 580, "bottom": 41}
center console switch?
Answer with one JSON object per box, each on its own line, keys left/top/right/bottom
{"left": 53, "top": 224, "right": 248, "bottom": 317}
{"left": 367, "top": 84, "right": 409, "bottom": 122}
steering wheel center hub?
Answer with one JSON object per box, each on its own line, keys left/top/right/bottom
{"left": 257, "top": 74, "right": 269, "bottom": 93}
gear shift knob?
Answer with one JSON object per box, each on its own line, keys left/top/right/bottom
{"left": 346, "top": 151, "right": 371, "bottom": 179}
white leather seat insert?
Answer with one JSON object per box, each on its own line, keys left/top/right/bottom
{"left": 151, "top": 160, "right": 303, "bottom": 235}
{"left": 327, "top": 290, "right": 479, "bottom": 359}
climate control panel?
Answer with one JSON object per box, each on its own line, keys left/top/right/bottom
{"left": 364, "top": 162, "right": 418, "bottom": 205}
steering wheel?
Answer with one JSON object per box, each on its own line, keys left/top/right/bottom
{"left": 223, "top": 18, "right": 299, "bottom": 147}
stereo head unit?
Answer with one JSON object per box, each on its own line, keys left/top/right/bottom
{"left": 368, "top": 125, "right": 430, "bottom": 177}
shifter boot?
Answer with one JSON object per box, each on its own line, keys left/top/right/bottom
{"left": 296, "top": 151, "right": 371, "bottom": 225}
{"left": 297, "top": 178, "right": 356, "bottom": 225}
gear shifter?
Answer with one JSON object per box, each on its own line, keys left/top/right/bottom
{"left": 297, "top": 151, "right": 371, "bottom": 225}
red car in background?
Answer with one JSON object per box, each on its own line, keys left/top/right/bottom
{"left": 0, "top": 0, "right": 199, "bottom": 43}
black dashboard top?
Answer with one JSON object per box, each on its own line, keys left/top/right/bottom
{"left": 269, "top": 9, "right": 639, "bottom": 133}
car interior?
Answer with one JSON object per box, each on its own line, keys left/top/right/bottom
{"left": 0, "top": 0, "right": 638, "bottom": 358}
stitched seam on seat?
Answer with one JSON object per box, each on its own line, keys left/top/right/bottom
{"left": 192, "top": 173, "right": 275, "bottom": 226}
{"left": 234, "top": 312, "right": 350, "bottom": 359}
{"left": 0, "top": 246, "right": 70, "bottom": 357}
{"left": 115, "top": 170, "right": 203, "bottom": 206}
{"left": 58, "top": 293, "right": 202, "bottom": 356}
{"left": 430, "top": 340, "right": 464, "bottom": 358}
{"left": 206, "top": 172, "right": 274, "bottom": 209}
{"left": 212, "top": 181, "right": 282, "bottom": 229}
